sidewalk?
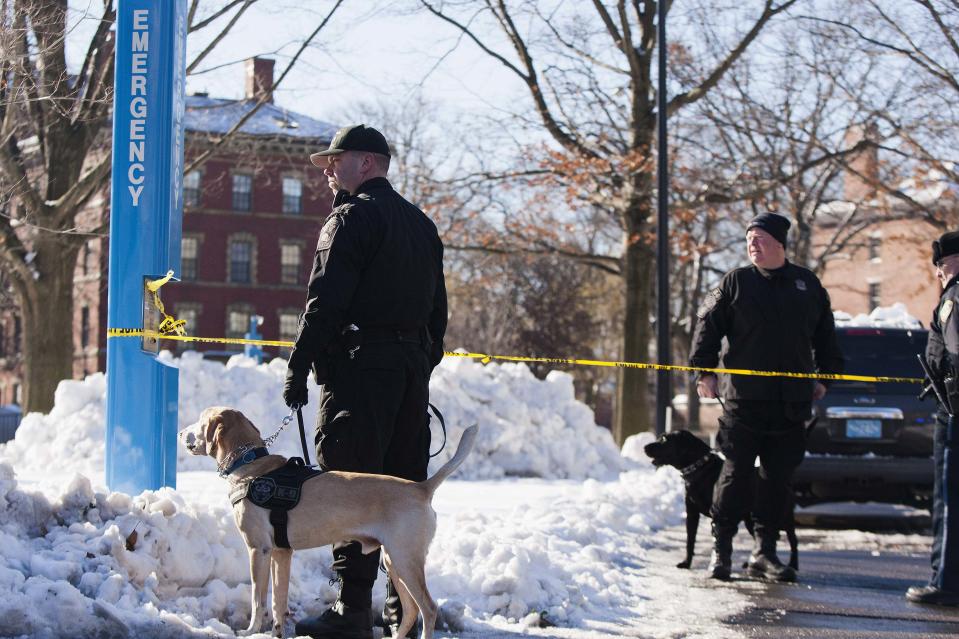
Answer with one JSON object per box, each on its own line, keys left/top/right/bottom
{"left": 722, "top": 528, "right": 959, "bottom": 638}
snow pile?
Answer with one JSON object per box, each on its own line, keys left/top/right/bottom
{"left": 834, "top": 302, "right": 923, "bottom": 329}
{"left": 0, "top": 348, "right": 755, "bottom": 638}
{"left": 2, "top": 352, "right": 625, "bottom": 482}
{"left": 0, "top": 462, "right": 264, "bottom": 638}
{"left": 429, "top": 355, "right": 627, "bottom": 480}
{"left": 0, "top": 450, "right": 693, "bottom": 638}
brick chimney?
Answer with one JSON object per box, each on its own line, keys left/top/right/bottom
{"left": 843, "top": 123, "right": 879, "bottom": 202}
{"left": 245, "top": 57, "right": 274, "bottom": 103}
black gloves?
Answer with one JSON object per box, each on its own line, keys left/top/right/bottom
{"left": 283, "top": 367, "right": 308, "bottom": 409}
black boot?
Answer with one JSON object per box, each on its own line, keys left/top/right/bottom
{"left": 906, "top": 585, "right": 959, "bottom": 606}
{"left": 382, "top": 577, "right": 423, "bottom": 638}
{"left": 707, "top": 521, "right": 735, "bottom": 581}
{"left": 746, "top": 528, "right": 796, "bottom": 583}
{"left": 295, "top": 600, "right": 373, "bottom": 639}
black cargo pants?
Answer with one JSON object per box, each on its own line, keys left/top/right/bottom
{"left": 315, "top": 340, "right": 432, "bottom": 609}
{"left": 710, "top": 400, "right": 809, "bottom": 536}
{"left": 930, "top": 412, "right": 959, "bottom": 591}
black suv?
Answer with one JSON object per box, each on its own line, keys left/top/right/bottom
{"left": 793, "top": 326, "right": 934, "bottom": 506}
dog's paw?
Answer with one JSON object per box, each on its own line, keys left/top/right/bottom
{"left": 676, "top": 559, "right": 692, "bottom": 569}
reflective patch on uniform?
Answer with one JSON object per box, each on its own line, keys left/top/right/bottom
{"left": 697, "top": 288, "right": 723, "bottom": 319}
{"left": 940, "top": 299, "right": 954, "bottom": 325}
{"left": 317, "top": 215, "right": 340, "bottom": 251}
{"left": 795, "top": 278, "right": 807, "bottom": 291}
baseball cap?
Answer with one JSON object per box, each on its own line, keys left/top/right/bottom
{"left": 310, "top": 124, "right": 391, "bottom": 166}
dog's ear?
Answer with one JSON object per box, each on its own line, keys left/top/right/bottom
{"left": 203, "top": 413, "right": 226, "bottom": 456}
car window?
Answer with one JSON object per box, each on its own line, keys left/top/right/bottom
{"left": 834, "top": 329, "right": 927, "bottom": 393}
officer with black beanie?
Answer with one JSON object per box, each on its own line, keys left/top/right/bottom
{"left": 284, "top": 124, "right": 448, "bottom": 638}
{"left": 906, "top": 230, "right": 959, "bottom": 607}
{"left": 690, "top": 212, "right": 843, "bottom": 583}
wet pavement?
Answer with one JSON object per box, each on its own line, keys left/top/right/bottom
{"left": 722, "top": 508, "right": 959, "bottom": 638}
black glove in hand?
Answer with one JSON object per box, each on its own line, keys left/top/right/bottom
{"left": 283, "top": 368, "right": 308, "bottom": 409}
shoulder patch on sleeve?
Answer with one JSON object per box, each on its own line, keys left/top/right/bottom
{"left": 697, "top": 287, "right": 723, "bottom": 319}
{"left": 940, "top": 299, "right": 954, "bottom": 325}
{"left": 317, "top": 215, "right": 341, "bottom": 251}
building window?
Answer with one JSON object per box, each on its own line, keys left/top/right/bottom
{"left": 80, "top": 307, "right": 90, "bottom": 348}
{"left": 868, "top": 236, "right": 881, "bottom": 261}
{"left": 868, "top": 281, "right": 881, "bottom": 311}
{"left": 229, "top": 240, "right": 253, "bottom": 283}
{"left": 282, "top": 177, "right": 302, "bottom": 214}
{"left": 278, "top": 311, "right": 300, "bottom": 356}
{"left": 232, "top": 173, "right": 252, "bottom": 211}
{"left": 181, "top": 236, "right": 199, "bottom": 281}
{"left": 226, "top": 304, "right": 254, "bottom": 351}
{"left": 280, "top": 243, "right": 301, "bottom": 285}
{"left": 279, "top": 312, "right": 300, "bottom": 342}
{"left": 184, "top": 170, "right": 201, "bottom": 207}
{"left": 174, "top": 305, "right": 200, "bottom": 350}
{"left": 81, "top": 241, "right": 92, "bottom": 276}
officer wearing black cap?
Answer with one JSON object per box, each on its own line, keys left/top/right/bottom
{"left": 690, "top": 213, "right": 843, "bottom": 582}
{"left": 284, "top": 124, "right": 448, "bottom": 638}
{"left": 906, "top": 230, "right": 959, "bottom": 607}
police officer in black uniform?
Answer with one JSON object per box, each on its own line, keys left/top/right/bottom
{"left": 283, "top": 124, "right": 447, "bottom": 638}
{"left": 906, "top": 230, "right": 959, "bottom": 607}
{"left": 690, "top": 213, "right": 843, "bottom": 582}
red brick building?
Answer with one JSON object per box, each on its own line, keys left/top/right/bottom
{"left": 1, "top": 58, "right": 336, "bottom": 406}
{"left": 814, "top": 129, "right": 957, "bottom": 323}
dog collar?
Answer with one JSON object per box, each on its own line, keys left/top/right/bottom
{"left": 219, "top": 446, "right": 270, "bottom": 477}
{"left": 679, "top": 453, "right": 714, "bottom": 478}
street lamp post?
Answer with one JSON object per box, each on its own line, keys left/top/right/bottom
{"left": 655, "top": 0, "right": 671, "bottom": 436}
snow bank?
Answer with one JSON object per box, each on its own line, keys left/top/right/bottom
{"left": 834, "top": 302, "right": 922, "bottom": 329}
{"left": 0, "top": 353, "right": 705, "bottom": 638}
{"left": 2, "top": 352, "right": 626, "bottom": 482}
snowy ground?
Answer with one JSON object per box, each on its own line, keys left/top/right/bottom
{"left": 0, "top": 353, "right": 756, "bottom": 639}
{"left": 0, "top": 344, "right": 933, "bottom": 639}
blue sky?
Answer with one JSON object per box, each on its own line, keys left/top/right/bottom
{"left": 67, "top": 0, "right": 524, "bottom": 128}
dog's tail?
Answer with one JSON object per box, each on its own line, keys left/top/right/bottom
{"left": 423, "top": 424, "right": 478, "bottom": 495}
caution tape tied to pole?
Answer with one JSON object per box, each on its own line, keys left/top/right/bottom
{"left": 106, "top": 328, "right": 924, "bottom": 385}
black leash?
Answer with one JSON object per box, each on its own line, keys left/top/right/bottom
{"left": 428, "top": 402, "right": 447, "bottom": 458}
{"left": 296, "top": 408, "right": 311, "bottom": 466}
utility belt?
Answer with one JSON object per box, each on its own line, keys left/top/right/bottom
{"left": 311, "top": 324, "right": 431, "bottom": 384}
{"left": 339, "top": 324, "right": 431, "bottom": 359}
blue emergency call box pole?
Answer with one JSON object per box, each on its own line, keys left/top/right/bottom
{"left": 106, "top": 0, "right": 188, "bottom": 494}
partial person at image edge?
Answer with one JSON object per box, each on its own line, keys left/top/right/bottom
{"left": 906, "top": 230, "right": 959, "bottom": 607}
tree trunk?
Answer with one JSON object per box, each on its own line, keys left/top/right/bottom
{"left": 614, "top": 208, "right": 654, "bottom": 444}
{"left": 19, "top": 235, "right": 80, "bottom": 413}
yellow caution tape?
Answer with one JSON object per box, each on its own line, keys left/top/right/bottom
{"left": 106, "top": 328, "right": 924, "bottom": 384}
{"left": 145, "top": 271, "right": 187, "bottom": 337}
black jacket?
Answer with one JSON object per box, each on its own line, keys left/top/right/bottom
{"left": 289, "top": 177, "right": 447, "bottom": 378}
{"left": 689, "top": 261, "right": 843, "bottom": 401}
{"left": 926, "top": 274, "right": 959, "bottom": 383}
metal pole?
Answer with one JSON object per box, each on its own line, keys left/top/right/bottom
{"left": 655, "top": 0, "right": 671, "bottom": 436}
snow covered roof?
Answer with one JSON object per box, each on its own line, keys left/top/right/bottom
{"left": 184, "top": 94, "right": 338, "bottom": 141}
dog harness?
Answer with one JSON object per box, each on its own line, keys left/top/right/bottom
{"left": 229, "top": 457, "right": 324, "bottom": 548}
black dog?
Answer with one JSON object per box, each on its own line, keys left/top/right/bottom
{"left": 644, "top": 430, "right": 799, "bottom": 571}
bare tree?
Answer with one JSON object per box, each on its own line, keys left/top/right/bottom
{"left": 0, "top": 0, "right": 343, "bottom": 412}
{"left": 798, "top": 0, "right": 959, "bottom": 227}
{"left": 416, "top": 0, "right": 802, "bottom": 442}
